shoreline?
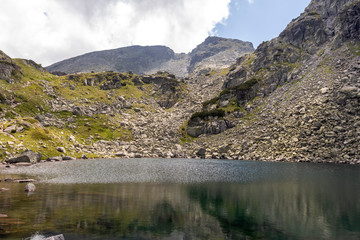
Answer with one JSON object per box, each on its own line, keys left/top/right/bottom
{"left": 2, "top": 156, "right": 360, "bottom": 170}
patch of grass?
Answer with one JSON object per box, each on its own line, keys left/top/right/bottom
{"left": 53, "top": 113, "right": 133, "bottom": 143}
{"left": 179, "top": 120, "right": 195, "bottom": 144}
{"left": 13, "top": 59, "right": 56, "bottom": 82}
{"left": 190, "top": 109, "right": 225, "bottom": 120}
{"left": 202, "top": 96, "right": 220, "bottom": 107}
{"left": 219, "top": 98, "right": 241, "bottom": 113}
{"left": 243, "top": 53, "right": 255, "bottom": 68}
{"left": 220, "top": 78, "right": 258, "bottom": 96}
{"left": 219, "top": 67, "right": 230, "bottom": 76}
{"left": 30, "top": 128, "right": 52, "bottom": 141}
{"left": 348, "top": 42, "right": 360, "bottom": 56}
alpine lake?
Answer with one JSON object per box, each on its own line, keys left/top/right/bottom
{"left": 0, "top": 158, "right": 359, "bottom": 240}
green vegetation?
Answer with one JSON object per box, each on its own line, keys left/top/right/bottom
{"left": 179, "top": 120, "right": 195, "bottom": 144}
{"left": 219, "top": 98, "right": 242, "bottom": 113}
{"left": 348, "top": 42, "right": 360, "bottom": 56}
{"left": 190, "top": 109, "right": 225, "bottom": 120}
{"left": 220, "top": 78, "right": 258, "bottom": 96}
{"left": 202, "top": 96, "right": 220, "bottom": 107}
{"left": 0, "top": 56, "right": 190, "bottom": 160}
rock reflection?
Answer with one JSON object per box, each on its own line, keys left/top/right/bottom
{"left": 0, "top": 159, "right": 359, "bottom": 239}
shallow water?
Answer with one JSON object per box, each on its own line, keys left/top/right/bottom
{"left": 0, "top": 158, "right": 359, "bottom": 239}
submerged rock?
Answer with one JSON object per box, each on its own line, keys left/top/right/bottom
{"left": 45, "top": 234, "right": 65, "bottom": 240}
{"left": 25, "top": 183, "right": 36, "bottom": 192}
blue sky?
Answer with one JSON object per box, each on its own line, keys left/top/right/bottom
{"left": 216, "top": 0, "right": 311, "bottom": 47}
{"left": 0, "top": 0, "right": 311, "bottom": 65}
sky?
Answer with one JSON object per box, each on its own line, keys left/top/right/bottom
{"left": 0, "top": 0, "right": 311, "bottom": 66}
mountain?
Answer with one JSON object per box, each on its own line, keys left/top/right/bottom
{"left": 185, "top": 0, "right": 360, "bottom": 163}
{"left": 1, "top": 0, "right": 360, "bottom": 164}
{"left": 46, "top": 37, "right": 254, "bottom": 77}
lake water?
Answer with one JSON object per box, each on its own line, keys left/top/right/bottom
{"left": 0, "top": 158, "right": 359, "bottom": 240}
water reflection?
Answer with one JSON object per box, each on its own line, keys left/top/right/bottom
{"left": 0, "top": 159, "right": 359, "bottom": 240}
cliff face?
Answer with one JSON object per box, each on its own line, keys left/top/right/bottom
{"left": 0, "top": 50, "right": 22, "bottom": 83}
{"left": 46, "top": 37, "right": 254, "bottom": 77}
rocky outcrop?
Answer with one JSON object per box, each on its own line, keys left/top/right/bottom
{"left": 182, "top": 0, "right": 360, "bottom": 164}
{"left": 188, "top": 36, "right": 254, "bottom": 73}
{"left": 6, "top": 150, "right": 42, "bottom": 164}
{"left": 187, "top": 118, "right": 234, "bottom": 138}
{"left": 0, "top": 50, "right": 22, "bottom": 83}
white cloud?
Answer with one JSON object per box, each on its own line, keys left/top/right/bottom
{"left": 248, "top": 0, "right": 254, "bottom": 4}
{"left": 0, "top": 0, "right": 231, "bottom": 66}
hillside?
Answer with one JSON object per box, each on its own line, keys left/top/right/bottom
{"left": 1, "top": 0, "right": 360, "bottom": 164}
{"left": 46, "top": 37, "right": 254, "bottom": 77}
{"left": 184, "top": 0, "right": 360, "bottom": 163}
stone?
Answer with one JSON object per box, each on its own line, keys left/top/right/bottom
{"left": 24, "top": 183, "right": 36, "bottom": 192}
{"left": 320, "top": 87, "right": 329, "bottom": 94}
{"left": 57, "top": 147, "right": 66, "bottom": 153}
{"left": 196, "top": 148, "right": 206, "bottom": 158}
{"left": 47, "top": 156, "right": 63, "bottom": 162}
{"left": 62, "top": 156, "right": 76, "bottom": 161}
{"left": 4, "top": 125, "right": 17, "bottom": 134}
{"left": 45, "top": 234, "right": 65, "bottom": 240}
{"left": 115, "top": 152, "right": 127, "bottom": 157}
{"left": 6, "top": 155, "right": 30, "bottom": 164}
{"left": 20, "top": 150, "right": 42, "bottom": 163}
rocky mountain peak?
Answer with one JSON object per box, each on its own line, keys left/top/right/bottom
{"left": 188, "top": 36, "right": 254, "bottom": 73}
{"left": 46, "top": 37, "right": 254, "bottom": 77}
{"left": 278, "top": 0, "right": 360, "bottom": 53}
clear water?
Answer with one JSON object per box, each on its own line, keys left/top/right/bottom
{"left": 0, "top": 158, "right": 359, "bottom": 240}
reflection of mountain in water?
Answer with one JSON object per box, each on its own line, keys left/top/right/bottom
{"left": 0, "top": 160, "right": 359, "bottom": 239}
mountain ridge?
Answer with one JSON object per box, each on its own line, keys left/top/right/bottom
{"left": 46, "top": 37, "right": 254, "bottom": 77}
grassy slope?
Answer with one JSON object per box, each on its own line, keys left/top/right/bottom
{"left": 0, "top": 59, "right": 139, "bottom": 160}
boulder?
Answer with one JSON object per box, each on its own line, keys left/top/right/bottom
{"left": 57, "top": 147, "right": 66, "bottom": 153}
{"left": 196, "top": 148, "right": 206, "bottom": 158}
{"left": 6, "top": 150, "right": 42, "bottom": 164}
{"left": 6, "top": 155, "right": 30, "bottom": 164}
{"left": 21, "top": 150, "right": 42, "bottom": 163}
{"left": 24, "top": 183, "right": 36, "bottom": 192}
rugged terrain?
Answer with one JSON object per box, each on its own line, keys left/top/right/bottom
{"left": 46, "top": 37, "right": 254, "bottom": 77}
{"left": 185, "top": 0, "right": 360, "bottom": 163}
{"left": 1, "top": 0, "right": 360, "bottom": 164}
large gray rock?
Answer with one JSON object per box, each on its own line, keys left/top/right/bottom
{"left": 187, "top": 119, "right": 235, "bottom": 138}
{"left": 21, "top": 150, "right": 42, "bottom": 163}
{"left": 6, "top": 150, "right": 42, "bottom": 164}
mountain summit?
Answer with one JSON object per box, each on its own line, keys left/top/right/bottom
{"left": 46, "top": 37, "right": 254, "bottom": 77}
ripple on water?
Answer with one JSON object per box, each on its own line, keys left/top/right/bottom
{"left": 1, "top": 158, "right": 358, "bottom": 184}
